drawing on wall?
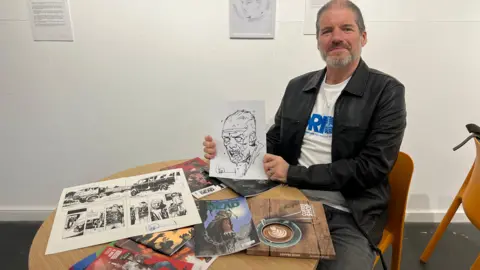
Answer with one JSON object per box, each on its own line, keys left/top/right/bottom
{"left": 229, "top": 0, "right": 276, "bottom": 39}
{"left": 209, "top": 100, "right": 268, "bottom": 180}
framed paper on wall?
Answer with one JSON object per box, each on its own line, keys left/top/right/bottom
{"left": 229, "top": 0, "right": 276, "bottom": 39}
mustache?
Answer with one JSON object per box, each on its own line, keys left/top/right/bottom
{"left": 328, "top": 42, "right": 351, "bottom": 51}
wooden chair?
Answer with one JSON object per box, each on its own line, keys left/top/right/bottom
{"left": 373, "top": 152, "right": 415, "bottom": 270}
{"left": 420, "top": 124, "right": 480, "bottom": 269}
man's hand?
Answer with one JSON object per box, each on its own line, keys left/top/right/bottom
{"left": 203, "top": 135, "right": 217, "bottom": 160}
{"left": 263, "top": 154, "right": 289, "bottom": 183}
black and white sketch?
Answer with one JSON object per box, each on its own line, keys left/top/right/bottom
{"left": 129, "top": 198, "right": 150, "bottom": 226}
{"left": 62, "top": 179, "right": 129, "bottom": 208}
{"left": 210, "top": 101, "right": 268, "bottom": 180}
{"left": 165, "top": 192, "right": 187, "bottom": 218}
{"left": 84, "top": 206, "right": 105, "bottom": 234}
{"left": 46, "top": 168, "right": 202, "bottom": 255}
{"left": 105, "top": 201, "right": 125, "bottom": 230}
{"left": 63, "top": 208, "right": 87, "bottom": 239}
{"left": 149, "top": 195, "right": 170, "bottom": 221}
{"left": 129, "top": 171, "right": 178, "bottom": 197}
{"left": 229, "top": 0, "right": 276, "bottom": 39}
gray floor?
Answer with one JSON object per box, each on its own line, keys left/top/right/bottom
{"left": 1, "top": 222, "right": 478, "bottom": 269}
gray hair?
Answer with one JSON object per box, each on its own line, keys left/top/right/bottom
{"left": 315, "top": 0, "right": 366, "bottom": 38}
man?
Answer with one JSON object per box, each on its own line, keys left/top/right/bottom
{"left": 216, "top": 109, "right": 264, "bottom": 177}
{"left": 203, "top": 0, "right": 406, "bottom": 269}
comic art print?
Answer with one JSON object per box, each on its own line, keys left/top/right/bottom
{"left": 46, "top": 169, "right": 201, "bottom": 255}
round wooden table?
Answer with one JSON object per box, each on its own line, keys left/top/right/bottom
{"left": 29, "top": 160, "right": 318, "bottom": 269}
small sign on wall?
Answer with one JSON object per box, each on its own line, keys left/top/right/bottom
{"left": 27, "top": 0, "right": 74, "bottom": 41}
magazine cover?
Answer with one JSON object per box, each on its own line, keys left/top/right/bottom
{"left": 87, "top": 246, "right": 192, "bottom": 270}
{"left": 164, "top": 158, "right": 226, "bottom": 199}
{"left": 213, "top": 177, "right": 279, "bottom": 197}
{"left": 114, "top": 238, "right": 216, "bottom": 270}
{"left": 46, "top": 169, "right": 202, "bottom": 255}
{"left": 194, "top": 197, "right": 260, "bottom": 257}
{"left": 245, "top": 198, "right": 336, "bottom": 259}
{"left": 130, "top": 227, "right": 193, "bottom": 256}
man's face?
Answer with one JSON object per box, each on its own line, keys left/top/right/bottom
{"left": 317, "top": 7, "right": 367, "bottom": 68}
{"left": 222, "top": 128, "right": 254, "bottom": 164}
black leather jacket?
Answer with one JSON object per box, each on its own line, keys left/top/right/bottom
{"left": 266, "top": 58, "right": 407, "bottom": 244}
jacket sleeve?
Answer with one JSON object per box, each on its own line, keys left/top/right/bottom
{"left": 266, "top": 91, "right": 285, "bottom": 155}
{"left": 286, "top": 84, "right": 407, "bottom": 192}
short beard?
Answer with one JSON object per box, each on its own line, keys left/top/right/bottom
{"left": 320, "top": 47, "right": 361, "bottom": 68}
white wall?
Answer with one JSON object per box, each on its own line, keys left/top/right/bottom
{"left": 1, "top": 0, "right": 479, "bottom": 221}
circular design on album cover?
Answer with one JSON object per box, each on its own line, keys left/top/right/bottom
{"left": 256, "top": 218, "right": 302, "bottom": 248}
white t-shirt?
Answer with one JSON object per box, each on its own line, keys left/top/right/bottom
{"left": 298, "top": 75, "right": 351, "bottom": 213}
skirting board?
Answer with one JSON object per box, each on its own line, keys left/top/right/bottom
{"left": 405, "top": 210, "right": 468, "bottom": 223}
{"left": 0, "top": 206, "right": 469, "bottom": 222}
{"left": 0, "top": 206, "right": 54, "bottom": 221}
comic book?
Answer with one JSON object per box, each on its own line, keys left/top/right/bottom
{"left": 194, "top": 197, "right": 260, "bottom": 257}
{"left": 164, "top": 158, "right": 226, "bottom": 199}
{"left": 130, "top": 227, "right": 193, "bottom": 256}
{"left": 245, "top": 197, "right": 336, "bottom": 259}
{"left": 114, "top": 238, "right": 216, "bottom": 270}
{"left": 87, "top": 246, "right": 193, "bottom": 270}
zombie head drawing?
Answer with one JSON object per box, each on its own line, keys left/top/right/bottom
{"left": 222, "top": 109, "right": 259, "bottom": 162}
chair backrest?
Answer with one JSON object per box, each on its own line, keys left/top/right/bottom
{"left": 385, "top": 152, "right": 415, "bottom": 234}
{"left": 462, "top": 138, "right": 480, "bottom": 229}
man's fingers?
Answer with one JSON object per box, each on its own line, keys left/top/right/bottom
{"left": 204, "top": 153, "right": 215, "bottom": 160}
{"left": 205, "top": 135, "right": 213, "bottom": 142}
{"left": 264, "top": 160, "right": 277, "bottom": 170}
{"left": 203, "top": 141, "right": 216, "bottom": 148}
{"left": 204, "top": 147, "right": 216, "bottom": 155}
{"left": 263, "top": 153, "right": 276, "bottom": 163}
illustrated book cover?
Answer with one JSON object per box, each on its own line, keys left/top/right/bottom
{"left": 130, "top": 227, "right": 193, "bottom": 256}
{"left": 115, "top": 238, "right": 217, "bottom": 270}
{"left": 46, "top": 168, "right": 202, "bottom": 255}
{"left": 86, "top": 246, "right": 193, "bottom": 270}
{"left": 164, "top": 157, "right": 226, "bottom": 199}
{"left": 194, "top": 197, "right": 260, "bottom": 257}
{"left": 245, "top": 197, "right": 336, "bottom": 259}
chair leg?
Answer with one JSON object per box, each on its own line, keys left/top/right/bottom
{"left": 390, "top": 234, "right": 403, "bottom": 270}
{"left": 471, "top": 254, "right": 480, "bottom": 270}
{"left": 420, "top": 196, "right": 462, "bottom": 263}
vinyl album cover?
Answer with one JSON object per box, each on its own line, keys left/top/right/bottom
{"left": 130, "top": 227, "right": 193, "bottom": 256}
{"left": 165, "top": 158, "right": 227, "bottom": 199}
{"left": 194, "top": 197, "right": 260, "bottom": 257}
{"left": 245, "top": 198, "right": 336, "bottom": 259}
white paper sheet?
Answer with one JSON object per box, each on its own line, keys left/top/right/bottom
{"left": 45, "top": 169, "right": 202, "bottom": 255}
{"left": 209, "top": 100, "right": 268, "bottom": 180}
{"left": 27, "top": 0, "right": 74, "bottom": 41}
{"left": 229, "top": 0, "right": 276, "bottom": 39}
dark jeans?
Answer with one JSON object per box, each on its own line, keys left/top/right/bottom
{"left": 316, "top": 205, "right": 376, "bottom": 270}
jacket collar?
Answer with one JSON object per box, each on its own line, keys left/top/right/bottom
{"left": 302, "top": 58, "right": 369, "bottom": 97}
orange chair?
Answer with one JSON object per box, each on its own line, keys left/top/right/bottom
{"left": 373, "top": 152, "right": 415, "bottom": 270}
{"left": 420, "top": 124, "right": 480, "bottom": 269}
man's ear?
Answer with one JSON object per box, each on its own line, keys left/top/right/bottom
{"left": 361, "top": 31, "right": 367, "bottom": 47}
